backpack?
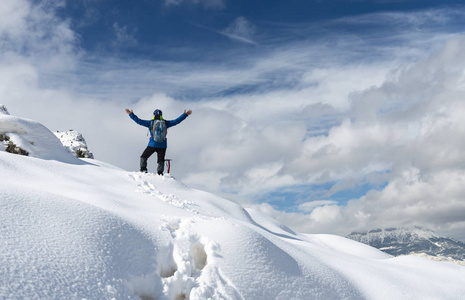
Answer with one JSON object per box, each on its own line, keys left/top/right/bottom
{"left": 152, "top": 120, "right": 167, "bottom": 143}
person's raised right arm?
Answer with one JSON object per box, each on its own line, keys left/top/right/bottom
{"left": 125, "top": 109, "right": 151, "bottom": 127}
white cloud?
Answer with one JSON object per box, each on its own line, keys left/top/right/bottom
{"left": 0, "top": 0, "right": 30, "bottom": 38}
{"left": 112, "top": 22, "right": 137, "bottom": 48}
{"left": 0, "top": 0, "right": 79, "bottom": 72}
{"left": 336, "top": 167, "right": 465, "bottom": 241}
{"left": 165, "top": 0, "right": 225, "bottom": 10}
{"left": 334, "top": 7, "right": 465, "bottom": 29}
{"left": 249, "top": 167, "right": 465, "bottom": 240}
{"left": 221, "top": 17, "right": 257, "bottom": 45}
{"left": 249, "top": 37, "right": 465, "bottom": 241}
{"left": 190, "top": 17, "right": 258, "bottom": 45}
{"left": 298, "top": 200, "right": 338, "bottom": 213}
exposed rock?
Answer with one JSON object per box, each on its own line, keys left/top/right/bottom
{"left": 0, "top": 105, "right": 9, "bottom": 115}
{"left": 6, "top": 141, "right": 29, "bottom": 156}
{"left": 1, "top": 132, "right": 29, "bottom": 156}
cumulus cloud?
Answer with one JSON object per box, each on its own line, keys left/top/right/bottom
{"left": 251, "top": 167, "right": 465, "bottom": 241}
{"left": 0, "top": 0, "right": 79, "bottom": 72}
{"left": 248, "top": 37, "right": 465, "bottom": 241}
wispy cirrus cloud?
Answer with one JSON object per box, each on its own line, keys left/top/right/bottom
{"left": 190, "top": 16, "right": 258, "bottom": 45}
{"left": 221, "top": 17, "right": 258, "bottom": 45}
{"left": 112, "top": 22, "right": 137, "bottom": 48}
{"left": 164, "top": 0, "right": 226, "bottom": 10}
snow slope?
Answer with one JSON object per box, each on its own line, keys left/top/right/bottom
{"left": 1, "top": 113, "right": 465, "bottom": 300}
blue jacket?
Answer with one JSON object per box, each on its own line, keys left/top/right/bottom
{"left": 129, "top": 112, "right": 188, "bottom": 148}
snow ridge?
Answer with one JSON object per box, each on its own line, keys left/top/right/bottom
{"left": 0, "top": 113, "right": 81, "bottom": 163}
{"left": 1, "top": 111, "right": 465, "bottom": 300}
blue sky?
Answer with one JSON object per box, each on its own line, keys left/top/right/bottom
{"left": 3, "top": 0, "right": 465, "bottom": 240}
{"left": 59, "top": 0, "right": 465, "bottom": 62}
{"left": 61, "top": 0, "right": 465, "bottom": 51}
{"left": 45, "top": 0, "right": 465, "bottom": 102}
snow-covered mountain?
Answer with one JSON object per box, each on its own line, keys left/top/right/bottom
{"left": 1, "top": 111, "right": 465, "bottom": 299}
{"left": 347, "top": 227, "right": 465, "bottom": 265}
{"left": 54, "top": 130, "right": 94, "bottom": 159}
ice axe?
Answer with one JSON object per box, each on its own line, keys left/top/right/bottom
{"left": 165, "top": 159, "right": 172, "bottom": 174}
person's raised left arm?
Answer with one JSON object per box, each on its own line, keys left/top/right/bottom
{"left": 166, "top": 109, "right": 192, "bottom": 128}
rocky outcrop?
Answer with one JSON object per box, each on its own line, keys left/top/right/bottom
{"left": 0, "top": 105, "right": 9, "bottom": 115}
{"left": 0, "top": 105, "right": 29, "bottom": 156}
{"left": 1, "top": 134, "right": 30, "bottom": 156}
{"left": 54, "top": 130, "right": 94, "bottom": 159}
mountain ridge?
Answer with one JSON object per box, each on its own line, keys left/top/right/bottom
{"left": 347, "top": 226, "right": 465, "bottom": 265}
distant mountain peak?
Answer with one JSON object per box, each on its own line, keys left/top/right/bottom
{"left": 347, "top": 227, "right": 465, "bottom": 265}
{"left": 350, "top": 226, "right": 439, "bottom": 241}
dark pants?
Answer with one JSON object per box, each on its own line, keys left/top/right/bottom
{"left": 140, "top": 146, "right": 166, "bottom": 175}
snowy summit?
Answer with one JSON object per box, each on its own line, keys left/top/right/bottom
{"left": 1, "top": 111, "right": 465, "bottom": 299}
